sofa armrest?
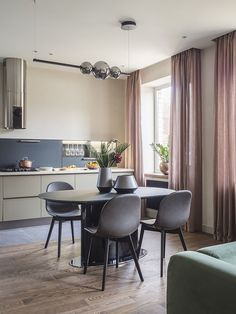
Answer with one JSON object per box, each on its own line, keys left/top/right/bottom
{"left": 167, "top": 251, "right": 236, "bottom": 314}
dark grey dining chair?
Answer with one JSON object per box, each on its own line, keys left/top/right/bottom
{"left": 83, "top": 194, "right": 144, "bottom": 291}
{"left": 137, "top": 190, "right": 192, "bottom": 277}
{"left": 44, "top": 181, "right": 81, "bottom": 258}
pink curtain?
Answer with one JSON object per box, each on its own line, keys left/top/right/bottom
{"left": 214, "top": 31, "right": 236, "bottom": 242}
{"left": 169, "top": 48, "right": 202, "bottom": 232}
{"left": 125, "top": 70, "right": 144, "bottom": 185}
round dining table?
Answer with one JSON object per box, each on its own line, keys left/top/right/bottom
{"left": 39, "top": 186, "right": 174, "bottom": 267}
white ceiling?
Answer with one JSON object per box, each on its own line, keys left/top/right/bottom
{"left": 0, "top": 0, "right": 235, "bottom": 72}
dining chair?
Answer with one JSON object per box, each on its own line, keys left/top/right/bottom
{"left": 83, "top": 194, "right": 144, "bottom": 291}
{"left": 44, "top": 181, "right": 81, "bottom": 258}
{"left": 137, "top": 190, "right": 192, "bottom": 277}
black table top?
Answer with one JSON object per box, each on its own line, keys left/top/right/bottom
{"left": 38, "top": 187, "right": 175, "bottom": 204}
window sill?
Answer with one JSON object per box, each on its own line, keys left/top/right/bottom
{"left": 144, "top": 172, "right": 168, "bottom": 182}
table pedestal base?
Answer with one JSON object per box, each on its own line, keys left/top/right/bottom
{"left": 69, "top": 248, "right": 147, "bottom": 268}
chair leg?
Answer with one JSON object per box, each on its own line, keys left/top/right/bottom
{"left": 128, "top": 235, "right": 144, "bottom": 282}
{"left": 58, "top": 220, "right": 62, "bottom": 258}
{"left": 116, "top": 241, "right": 119, "bottom": 268}
{"left": 102, "top": 238, "right": 110, "bottom": 291}
{"left": 44, "top": 218, "right": 55, "bottom": 249}
{"left": 160, "top": 230, "right": 165, "bottom": 277}
{"left": 178, "top": 228, "right": 187, "bottom": 251}
{"left": 70, "top": 220, "right": 75, "bottom": 244}
{"left": 163, "top": 231, "right": 166, "bottom": 258}
{"left": 84, "top": 235, "right": 93, "bottom": 274}
{"left": 137, "top": 225, "right": 145, "bottom": 258}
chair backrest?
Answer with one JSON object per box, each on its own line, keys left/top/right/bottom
{"left": 46, "top": 181, "right": 75, "bottom": 213}
{"left": 155, "top": 190, "right": 192, "bottom": 230}
{"left": 97, "top": 194, "right": 141, "bottom": 238}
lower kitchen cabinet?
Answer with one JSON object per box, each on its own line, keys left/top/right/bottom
{"left": 3, "top": 176, "right": 41, "bottom": 198}
{"left": 75, "top": 173, "right": 98, "bottom": 190}
{"left": 3, "top": 197, "right": 41, "bottom": 221}
{"left": 0, "top": 169, "right": 134, "bottom": 222}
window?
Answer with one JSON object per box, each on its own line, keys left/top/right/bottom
{"left": 154, "top": 85, "right": 171, "bottom": 172}
{"left": 141, "top": 78, "right": 171, "bottom": 174}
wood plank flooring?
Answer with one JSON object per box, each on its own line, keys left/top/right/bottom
{"left": 0, "top": 231, "right": 219, "bottom": 314}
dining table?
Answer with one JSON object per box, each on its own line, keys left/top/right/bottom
{"left": 38, "top": 186, "right": 174, "bottom": 267}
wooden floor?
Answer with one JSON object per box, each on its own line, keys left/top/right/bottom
{"left": 0, "top": 231, "right": 219, "bottom": 314}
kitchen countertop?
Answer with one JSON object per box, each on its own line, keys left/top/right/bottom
{"left": 0, "top": 168, "right": 134, "bottom": 176}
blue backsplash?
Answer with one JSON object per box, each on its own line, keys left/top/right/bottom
{"left": 0, "top": 139, "right": 88, "bottom": 168}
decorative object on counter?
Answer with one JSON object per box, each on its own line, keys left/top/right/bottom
{"left": 38, "top": 166, "right": 53, "bottom": 171}
{"left": 97, "top": 167, "right": 113, "bottom": 193}
{"left": 86, "top": 161, "right": 99, "bottom": 170}
{"left": 151, "top": 143, "right": 169, "bottom": 175}
{"left": 88, "top": 139, "right": 130, "bottom": 193}
{"left": 18, "top": 157, "right": 33, "bottom": 169}
{"left": 113, "top": 175, "right": 138, "bottom": 194}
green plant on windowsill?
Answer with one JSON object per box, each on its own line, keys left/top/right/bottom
{"left": 150, "top": 143, "right": 169, "bottom": 175}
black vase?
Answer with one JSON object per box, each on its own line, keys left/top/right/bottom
{"left": 97, "top": 167, "right": 113, "bottom": 193}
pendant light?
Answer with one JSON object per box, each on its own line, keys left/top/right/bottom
{"left": 33, "top": 19, "right": 137, "bottom": 80}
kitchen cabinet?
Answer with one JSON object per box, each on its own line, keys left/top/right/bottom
{"left": 3, "top": 176, "right": 41, "bottom": 198}
{"left": 75, "top": 173, "right": 97, "bottom": 190}
{"left": 3, "top": 198, "right": 41, "bottom": 221}
{"left": 0, "top": 169, "right": 133, "bottom": 223}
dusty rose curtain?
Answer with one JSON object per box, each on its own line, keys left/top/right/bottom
{"left": 214, "top": 31, "right": 236, "bottom": 242}
{"left": 169, "top": 48, "right": 202, "bottom": 232}
{"left": 125, "top": 70, "right": 144, "bottom": 185}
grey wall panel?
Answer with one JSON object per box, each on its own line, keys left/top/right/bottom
{"left": 0, "top": 139, "right": 62, "bottom": 168}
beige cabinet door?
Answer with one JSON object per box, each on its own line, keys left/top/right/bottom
{"left": 41, "top": 174, "right": 75, "bottom": 192}
{"left": 41, "top": 174, "right": 75, "bottom": 217}
{"left": 3, "top": 197, "right": 41, "bottom": 221}
{"left": 3, "top": 176, "right": 41, "bottom": 198}
{"left": 75, "top": 173, "right": 98, "bottom": 191}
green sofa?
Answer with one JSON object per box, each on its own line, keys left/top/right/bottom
{"left": 167, "top": 242, "right": 236, "bottom": 314}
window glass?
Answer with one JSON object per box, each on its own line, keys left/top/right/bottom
{"left": 154, "top": 85, "right": 171, "bottom": 172}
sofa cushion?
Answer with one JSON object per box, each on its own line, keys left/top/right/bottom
{"left": 198, "top": 242, "right": 236, "bottom": 266}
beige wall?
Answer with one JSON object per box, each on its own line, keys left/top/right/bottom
{"left": 140, "top": 47, "right": 215, "bottom": 234}
{"left": 141, "top": 58, "right": 171, "bottom": 84}
{"left": 0, "top": 64, "right": 125, "bottom": 141}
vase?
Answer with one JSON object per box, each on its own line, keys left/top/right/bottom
{"left": 97, "top": 167, "right": 113, "bottom": 193}
{"left": 159, "top": 161, "right": 169, "bottom": 175}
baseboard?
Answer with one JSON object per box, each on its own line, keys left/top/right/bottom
{"left": 0, "top": 217, "right": 52, "bottom": 230}
{"left": 202, "top": 224, "right": 214, "bottom": 234}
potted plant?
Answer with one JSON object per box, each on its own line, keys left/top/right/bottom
{"left": 151, "top": 143, "right": 169, "bottom": 175}
{"left": 87, "top": 139, "right": 129, "bottom": 193}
